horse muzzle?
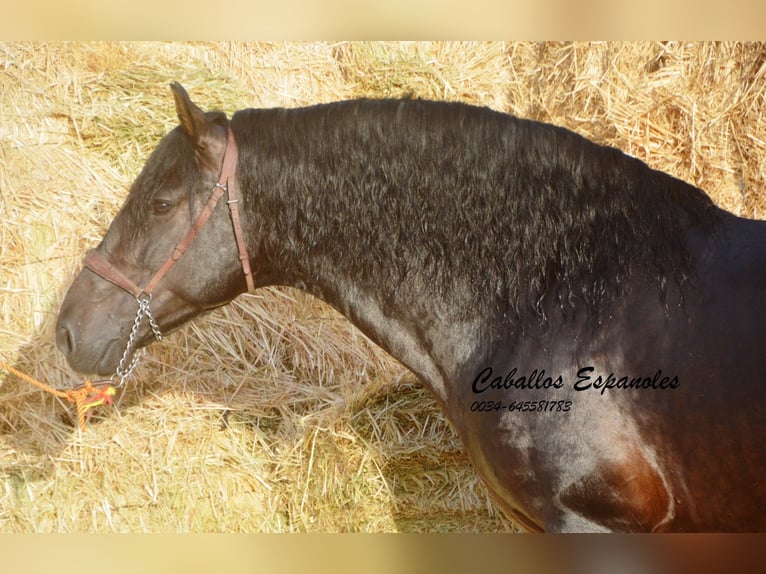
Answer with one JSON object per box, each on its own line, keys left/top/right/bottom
{"left": 55, "top": 271, "right": 158, "bottom": 377}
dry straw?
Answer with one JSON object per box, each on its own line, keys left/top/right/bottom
{"left": 1, "top": 41, "right": 765, "bottom": 532}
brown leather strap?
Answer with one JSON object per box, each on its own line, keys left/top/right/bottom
{"left": 83, "top": 249, "right": 145, "bottom": 298}
{"left": 222, "top": 129, "right": 255, "bottom": 293}
{"left": 83, "top": 126, "right": 254, "bottom": 299}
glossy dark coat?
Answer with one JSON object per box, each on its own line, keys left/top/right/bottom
{"left": 56, "top": 84, "right": 766, "bottom": 531}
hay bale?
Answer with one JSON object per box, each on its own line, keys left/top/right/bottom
{"left": 1, "top": 41, "right": 764, "bottom": 532}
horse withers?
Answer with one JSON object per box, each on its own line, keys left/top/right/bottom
{"left": 56, "top": 83, "right": 766, "bottom": 532}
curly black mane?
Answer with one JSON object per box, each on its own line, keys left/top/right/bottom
{"left": 230, "top": 99, "right": 720, "bottom": 325}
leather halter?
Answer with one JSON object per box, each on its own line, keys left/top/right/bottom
{"left": 84, "top": 126, "right": 255, "bottom": 301}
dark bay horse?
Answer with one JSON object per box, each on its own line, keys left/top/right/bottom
{"left": 55, "top": 83, "right": 766, "bottom": 532}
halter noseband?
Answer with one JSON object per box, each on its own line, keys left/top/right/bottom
{"left": 82, "top": 126, "right": 254, "bottom": 384}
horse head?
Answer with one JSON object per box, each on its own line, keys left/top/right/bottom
{"left": 56, "top": 84, "right": 253, "bottom": 377}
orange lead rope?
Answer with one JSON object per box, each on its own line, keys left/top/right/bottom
{"left": 0, "top": 360, "right": 116, "bottom": 431}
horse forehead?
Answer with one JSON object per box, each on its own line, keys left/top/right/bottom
{"left": 133, "top": 129, "right": 196, "bottom": 188}
{"left": 117, "top": 154, "right": 199, "bottom": 232}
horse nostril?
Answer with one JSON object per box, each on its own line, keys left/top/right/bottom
{"left": 55, "top": 323, "right": 75, "bottom": 358}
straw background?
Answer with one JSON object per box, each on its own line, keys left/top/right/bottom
{"left": 1, "top": 41, "right": 765, "bottom": 532}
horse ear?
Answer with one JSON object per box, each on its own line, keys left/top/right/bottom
{"left": 169, "top": 82, "right": 226, "bottom": 173}
{"left": 170, "top": 83, "right": 206, "bottom": 143}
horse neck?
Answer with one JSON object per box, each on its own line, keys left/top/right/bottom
{"left": 231, "top": 103, "right": 723, "bottom": 402}
{"left": 237, "top": 144, "right": 495, "bottom": 403}
{"left": 301, "top": 263, "right": 488, "bottom": 405}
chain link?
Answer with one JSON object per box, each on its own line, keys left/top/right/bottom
{"left": 113, "top": 294, "right": 163, "bottom": 387}
{"left": 141, "top": 295, "right": 164, "bottom": 342}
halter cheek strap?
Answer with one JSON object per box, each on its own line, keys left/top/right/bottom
{"left": 220, "top": 128, "right": 255, "bottom": 293}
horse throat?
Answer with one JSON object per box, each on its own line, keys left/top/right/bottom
{"left": 294, "top": 269, "right": 487, "bottom": 407}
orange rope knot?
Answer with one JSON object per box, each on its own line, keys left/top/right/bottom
{"left": 0, "top": 360, "right": 117, "bottom": 431}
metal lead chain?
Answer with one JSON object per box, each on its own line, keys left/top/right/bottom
{"left": 141, "top": 295, "right": 164, "bottom": 342}
{"left": 113, "top": 294, "right": 163, "bottom": 387}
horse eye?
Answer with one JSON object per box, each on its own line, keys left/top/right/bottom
{"left": 152, "top": 199, "right": 173, "bottom": 215}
